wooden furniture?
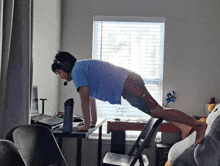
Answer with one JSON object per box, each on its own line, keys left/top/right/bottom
{"left": 102, "top": 118, "right": 163, "bottom": 166}
{"left": 52, "top": 118, "right": 106, "bottom": 166}
{"left": 107, "top": 118, "right": 180, "bottom": 134}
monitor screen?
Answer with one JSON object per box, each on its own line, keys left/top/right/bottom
{"left": 31, "top": 85, "right": 39, "bottom": 115}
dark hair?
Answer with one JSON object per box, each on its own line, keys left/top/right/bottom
{"left": 51, "top": 51, "right": 77, "bottom": 74}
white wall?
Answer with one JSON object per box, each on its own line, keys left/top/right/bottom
{"left": 60, "top": 0, "right": 220, "bottom": 117}
{"left": 32, "top": 0, "right": 61, "bottom": 116}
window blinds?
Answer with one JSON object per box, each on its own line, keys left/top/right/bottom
{"left": 92, "top": 16, "right": 165, "bottom": 121}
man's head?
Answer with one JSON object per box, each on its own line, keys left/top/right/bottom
{"left": 52, "top": 51, "right": 77, "bottom": 73}
{"left": 52, "top": 51, "right": 77, "bottom": 82}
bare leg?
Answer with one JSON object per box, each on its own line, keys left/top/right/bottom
{"left": 131, "top": 85, "right": 207, "bottom": 146}
{"left": 123, "top": 72, "right": 207, "bottom": 146}
{"left": 151, "top": 105, "right": 207, "bottom": 146}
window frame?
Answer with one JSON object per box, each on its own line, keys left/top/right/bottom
{"left": 91, "top": 16, "right": 165, "bottom": 137}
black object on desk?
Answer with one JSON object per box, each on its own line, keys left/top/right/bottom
{"left": 52, "top": 118, "right": 106, "bottom": 166}
{"left": 63, "top": 98, "right": 74, "bottom": 133}
{"left": 39, "top": 98, "right": 47, "bottom": 114}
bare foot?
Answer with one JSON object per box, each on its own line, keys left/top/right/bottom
{"left": 193, "top": 122, "right": 207, "bottom": 147}
{"left": 172, "top": 122, "right": 192, "bottom": 139}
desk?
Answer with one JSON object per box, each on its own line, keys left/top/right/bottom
{"left": 107, "top": 118, "right": 180, "bottom": 154}
{"left": 52, "top": 118, "right": 106, "bottom": 166}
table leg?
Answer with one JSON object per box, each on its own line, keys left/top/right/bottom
{"left": 98, "top": 125, "right": 102, "bottom": 166}
{"left": 76, "top": 138, "right": 82, "bottom": 166}
{"left": 111, "top": 130, "right": 125, "bottom": 154}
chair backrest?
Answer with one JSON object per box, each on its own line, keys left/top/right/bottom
{"left": 0, "top": 139, "right": 26, "bottom": 166}
{"left": 128, "top": 118, "right": 163, "bottom": 166}
{"left": 7, "top": 124, "right": 68, "bottom": 166}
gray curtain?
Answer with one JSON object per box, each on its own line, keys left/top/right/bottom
{"left": 0, "top": 0, "right": 33, "bottom": 138}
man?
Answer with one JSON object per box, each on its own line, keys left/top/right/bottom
{"left": 52, "top": 51, "right": 207, "bottom": 147}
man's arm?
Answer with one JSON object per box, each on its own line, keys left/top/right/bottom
{"left": 90, "top": 97, "right": 97, "bottom": 125}
{"left": 73, "top": 85, "right": 91, "bottom": 131}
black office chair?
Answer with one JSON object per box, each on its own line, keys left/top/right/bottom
{"left": 6, "top": 124, "right": 68, "bottom": 166}
{"left": 102, "top": 117, "right": 163, "bottom": 166}
{"left": 0, "top": 139, "right": 26, "bottom": 166}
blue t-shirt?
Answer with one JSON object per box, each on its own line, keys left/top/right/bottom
{"left": 71, "top": 60, "right": 129, "bottom": 104}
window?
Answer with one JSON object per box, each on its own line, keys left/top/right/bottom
{"left": 92, "top": 16, "right": 165, "bottom": 131}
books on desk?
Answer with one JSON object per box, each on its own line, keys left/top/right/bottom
{"left": 31, "top": 115, "right": 63, "bottom": 129}
{"left": 31, "top": 114, "right": 83, "bottom": 130}
{"left": 37, "top": 116, "right": 63, "bottom": 126}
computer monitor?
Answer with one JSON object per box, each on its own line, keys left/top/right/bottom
{"left": 31, "top": 85, "right": 39, "bottom": 115}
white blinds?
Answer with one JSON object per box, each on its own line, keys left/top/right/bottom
{"left": 92, "top": 16, "right": 165, "bottom": 120}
